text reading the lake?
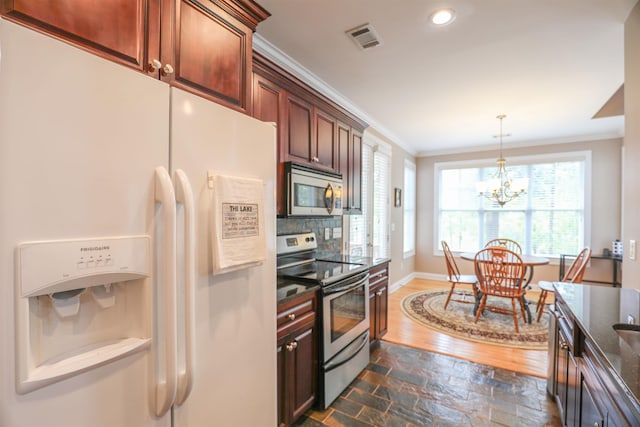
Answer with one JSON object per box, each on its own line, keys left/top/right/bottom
{"left": 222, "top": 203, "right": 259, "bottom": 239}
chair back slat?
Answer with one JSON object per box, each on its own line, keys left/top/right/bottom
{"left": 474, "top": 247, "right": 526, "bottom": 298}
{"left": 484, "top": 238, "right": 522, "bottom": 254}
{"left": 441, "top": 241, "right": 461, "bottom": 281}
{"left": 563, "top": 247, "right": 592, "bottom": 283}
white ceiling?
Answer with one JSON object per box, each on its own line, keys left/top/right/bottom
{"left": 254, "top": 0, "right": 637, "bottom": 156}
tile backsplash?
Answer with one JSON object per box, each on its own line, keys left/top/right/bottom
{"left": 277, "top": 217, "right": 343, "bottom": 257}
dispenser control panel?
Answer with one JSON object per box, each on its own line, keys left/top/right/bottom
{"left": 16, "top": 236, "right": 150, "bottom": 297}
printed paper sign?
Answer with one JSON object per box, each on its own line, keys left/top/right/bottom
{"left": 222, "top": 203, "right": 259, "bottom": 239}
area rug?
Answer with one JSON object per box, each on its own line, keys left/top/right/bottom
{"left": 401, "top": 289, "right": 549, "bottom": 350}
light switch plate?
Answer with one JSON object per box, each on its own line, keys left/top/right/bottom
{"left": 630, "top": 239, "right": 637, "bottom": 260}
{"left": 333, "top": 227, "right": 342, "bottom": 239}
{"left": 324, "top": 228, "right": 331, "bottom": 240}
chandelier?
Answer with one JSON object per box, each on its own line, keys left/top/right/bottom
{"left": 477, "top": 114, "right": 527, "bottom": 207}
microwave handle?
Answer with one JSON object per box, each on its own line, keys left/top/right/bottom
{"left": 325, "top": 183, "right": 335, "bottom": 214}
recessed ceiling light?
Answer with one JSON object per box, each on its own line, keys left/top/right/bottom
{"left": 430, "top": 8, "right": 456, "bottom": 26}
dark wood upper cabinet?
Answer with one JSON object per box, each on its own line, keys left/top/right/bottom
{"left": 285, "top": 93, "right": 314, "bottom": 165}
{"left": 252, "top": 53, "right": 367, "bottom": 216}
{"left": 314, "top": 108, "right": 337, "bottom": 171}
{"left": 1, "top": 0, "right": 269, "bottom": 113}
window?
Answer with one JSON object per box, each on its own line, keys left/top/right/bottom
{"left": 435, "top": 151, "right": 591, "bottom": 257}
{"left": 348, "top": 135, "right": 391, "bottom": 259}
{"left": 403, "top": 160, "right": 416, "bottom": 258}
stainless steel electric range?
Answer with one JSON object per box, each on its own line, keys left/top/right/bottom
{"left": 276, "top": 232, "right": 370, "bottom": 409}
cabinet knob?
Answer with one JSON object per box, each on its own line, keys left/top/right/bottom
{"left": 288, "top": 313, "right": 296, "bottom": 321}
{"left": 376, "top": 290, "right": 383, "bottom": 296}
{"left": 560, "top": 341, "right": 569, "bottom": 350}
{"left": 286, "top": 340, "right": 298, "bottom": 352}
{"left": 149, "top": 59, "right": 162, "bottom": 72}
{"left": 162, "top": 63, "right": 175, "bottom": 76}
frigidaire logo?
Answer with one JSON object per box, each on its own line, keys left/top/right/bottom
{"left": 80, "top": 245, "right": 110, "bottom": 252}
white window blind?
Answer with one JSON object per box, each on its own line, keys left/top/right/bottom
{"left": 403, "top": 160, "right": 416, "bottom": 257}
{"left": 435, "top": 151, "right": 590, "bottom": 257}
{"left": 373, "top": 149, "right": 390, "bottom": 259}
{"left": 348, "top": 143, "right": 372, "bottom": 256}
{"left": 349, "top": 137, "right": 391, "bottom": 259}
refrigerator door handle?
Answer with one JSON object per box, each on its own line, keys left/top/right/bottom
{"left": 154, "top": 166, "right": 178, "bottom": 417}
{"left": 174, "top": 169, "right": 196, "bottom": 406}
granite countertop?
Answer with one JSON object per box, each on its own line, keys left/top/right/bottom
{"left": 554, "top": 282, "right": 640, "bottom": 413}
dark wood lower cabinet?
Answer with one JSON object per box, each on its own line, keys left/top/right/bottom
{"left": 551, "top": 295, "right": 639, "bottom": 427}
{"left": 277, "top": 291, "right": 318, "bottom": 427}
{"left": 369, "top": 262, "right": 389, "bottom": 348}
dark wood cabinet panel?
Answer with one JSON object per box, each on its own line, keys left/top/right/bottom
{"left": 2, "top": 0, "right": 269, "bottom": 113}
{"left": 290, "top": 326, "right": 318, "bottom": 421}
{"left": 369, "top": 262, "right": 389, "bottom": 348}
{"left": 349, "top": 129, "right": 363, "bottom": 212}
{"left": 314, "top": 109, "right": 337, "bottom": 170}
{"left": 1, "top": 0, "right": 149, "bottom": 70}
{"left": 171, "top": 0, "right": 252, "bottom": 111}
{"left": 277, "top": 291, "right": 318, "bottom": 427}
{"left": 285, "top": 94, "right": 314, "bottom": 164}
{"left": 252, "top": 73, "right": 285, "bottom": 214}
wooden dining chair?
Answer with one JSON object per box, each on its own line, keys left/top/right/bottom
{"left": 484, "top": 238, "right": 522, "bottom": 254}
{"left": 535, "top": 247, "right": 592, "bottom": 322}
{"left": 441, "top": 241, "right": 478, "bottom": 310}
{"left": 474, "top": 247, "right": 527, "bottom": 332}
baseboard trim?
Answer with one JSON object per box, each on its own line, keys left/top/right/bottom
{"left": 389, "top": 272, "right": 448, "bottom": 293}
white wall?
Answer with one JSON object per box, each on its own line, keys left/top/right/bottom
{"left": 622, "top": 2, "right": 640, "bottom": 289}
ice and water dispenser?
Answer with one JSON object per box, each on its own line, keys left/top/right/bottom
{"left": 15, "top": 236, "right": 151, "bottom": 393}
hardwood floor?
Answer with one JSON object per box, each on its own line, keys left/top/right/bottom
{"left": 383, "top": 278, "right": 550, "bottom": 378}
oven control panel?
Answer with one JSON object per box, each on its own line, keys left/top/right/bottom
{"left": 276, "top": 232, "right": 318, "bottom": 255}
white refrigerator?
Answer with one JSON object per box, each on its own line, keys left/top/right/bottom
{"left": 0, "top": 18, "right": 277, "bottom": 427}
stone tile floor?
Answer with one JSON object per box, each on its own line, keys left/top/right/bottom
{"left": 294, "top": 341, "right": 562, "bottom": 427}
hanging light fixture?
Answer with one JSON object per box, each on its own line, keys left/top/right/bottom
{"left": 477, "top": 114, "right": 527, "bottom": 207}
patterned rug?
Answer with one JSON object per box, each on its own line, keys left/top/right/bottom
{"left": 401, "top": 289, "right": 549, "bottom": 350}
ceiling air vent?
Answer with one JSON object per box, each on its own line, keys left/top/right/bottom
{"left": 346, "top": 23, "right": 382, "bottom": 50}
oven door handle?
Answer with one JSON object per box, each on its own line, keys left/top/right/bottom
{"left": 322, "top": 272, "right": 369, "bottom": 295}
{"left": 323, "top": 331, "right": 369, "bottom": 372}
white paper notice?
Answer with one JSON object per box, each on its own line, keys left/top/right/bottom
{"left": 210, "top": 173, "right": 266, "bottom": 274}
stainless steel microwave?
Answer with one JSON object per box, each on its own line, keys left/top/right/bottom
{"left": 285, "top": 162, "right": 343, "bottom": 216}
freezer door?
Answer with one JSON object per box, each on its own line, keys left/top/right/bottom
{"left": 0, "top": 19, "right": 171, "bottom": 427}
{"left": 170, "top": 88, "right": 278, "bottom": 427}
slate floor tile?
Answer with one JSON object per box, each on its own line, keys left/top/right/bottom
{"left": 293, "top": 341, "right": 561, "bottom": 427}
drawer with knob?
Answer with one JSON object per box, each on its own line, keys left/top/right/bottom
{"left": 277, "top": 290, "right": 318, "bottom": 339}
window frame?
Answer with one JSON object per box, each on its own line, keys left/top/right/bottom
{"left": 403, "top": 159, "right": 416, "bottom": 258}
{"left": 433, "top": 150, "right": 592, "bottom": 259}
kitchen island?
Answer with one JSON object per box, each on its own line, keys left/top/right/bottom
{"left": 551, "top": 282, "right": 640, "bottom": 426}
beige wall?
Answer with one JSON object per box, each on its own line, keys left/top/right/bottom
{"left": 622, "top": 2, "right": 640, "bottom": 289}
{"left": 415, "top": 138, "right": 622, "bottom": 283}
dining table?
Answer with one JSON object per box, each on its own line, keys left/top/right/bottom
{"left": 460, "top": 251, "right": 550, "bottom": 324}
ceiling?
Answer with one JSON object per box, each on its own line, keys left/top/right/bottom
{"left": 254, "top": 0, "right": 637, "bottom": 156}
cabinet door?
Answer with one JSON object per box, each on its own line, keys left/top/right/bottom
{"left": 252, "top": 73, "right": 286, "bottom": 215}
{"left": 368, "top": 287, "right": 377, "bottom": 342}
{"left": 289, "top": 325, "right": 318, "bottom": 422}
{"left": 284, "top": 93, "right": 314, "bottom": 164}
{"left": 567, "top": 352, "right": 579, "bottom": 427}
{"left": 314, "top": 109, "right": 337, "bottom": 171}
{"left": 556, "top": 327, "right": 570, "bottom": 425}
{"left": 169, "top": 0, "right": 252, "bottom": 113}
{"left": 376, "top": 284, "right": 388, "bottom": 338}
{"left": 1, "top": 0, "right": 151, "bottom": 71}
{"left": 580, "top": 373, "right": 604, "bottom": 427}
{"left": 276, "top": 336, "right": 287, "bottom": 427}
